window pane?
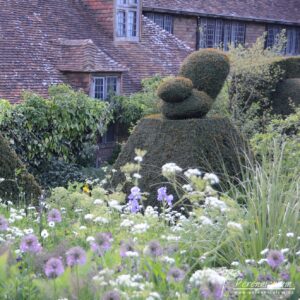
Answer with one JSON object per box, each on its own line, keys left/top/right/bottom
{"left": 214, "top": 19, "right": 223, "bottom": 48}
{"left": 154, "top": 14, "right": 164, "bottom": 28}
{"left": 164, "top": 15, "right": 173, "bottom": 33}
{"left": 102, "top": 124, "right": 115, "bottom": 143}
{"left": 117, "top": 10, "right": 126, "bottom": 37}
{"left": 94, "top": 78, "right": 104, "bottom": 100}
{"left": 106, "top": 77, "right": 117, "bottom": 99}
{"left": 128, "top": 11, "right": 137, "bottom": 37}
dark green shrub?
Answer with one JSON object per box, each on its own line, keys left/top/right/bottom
{"left": 0, "top": 133, "right": 41, "bottom": 204}
{"left": 272, "top": 78, "right": 300, "bottom": 115}
{"left": 161, "top": 90, "right": 213, "bottom": 119}
{"left": 157, "top": 77, "right": 193, "bottom": 103}
{"left": 113, "top": 116, "right": 247, "bottom": 207}
{"left": 179, "top": 49, "right": 230, "bottom": 99}
{"left": 272, "top": 56, "right": 300, "bottom": 79}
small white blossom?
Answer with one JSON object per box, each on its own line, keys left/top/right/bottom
{"left": 184, "top": 168, "right": 201, "bottom": 178}
{"left": 93, "top": 199, "right": 104, "bottom": 205}
{"left": 120, "top": 219, "right": 134, "bottom": 227}
{"left": 134, "top": 156, "right": 143, "bottom": 162}
{"left": 286, "top": 232, "right": 294, "bottom": 238}
{"left": 48, "top": 221, "right": 55, "bottom": 228}
{"left": 231, "top": 261, "right": 239, "bottom": 267}
{"left": 94, "top": 217, "right": 109, "bottom": 224}
{"left": 162, "top": 163, "right": 182, "bottom": 177}
{"left": 227, "top": 222, "right": 243, "bottom": 231}
{"left": 84, "top": 214, "right": 94, "bottom": 220}
{"left": 205, "top": 197, "right": 227, "bottom": 212}
{"left": 133, "top": 173, "right": 142, "bottom": 179}
{"left": 260, "top": 248, "right": 269, "bottom": 255}
{"left": 41, "top": 229, "right": 49, "bottom": 239}
{"left": 296, "top": 250, "right": 300, "bottom": 256}
{"left": 24, "top": 228, "right": 34, "bottom": 234}
{"left": 258, "top": 259, "right": 267, "bottom": 265}
{"left": 86, "top": 236, "right": 95, "bottom": 242}
{"left": 199, "top": 216, "right": 213, "bottom": 226}
{"left": 0, "top": 178, "right": 5, "bottom": 183}
{"left": 245, "top": 259, "right": 256, "bottom": 265}
{"left": 203, "top": 173, "right": 219, "bottom": 185}
{"left": 281, "top": 248, "right": 289, "bottom": 254}
{"left": 79, "top": 226, "right": 87, "bottom": 230}
{"left": 131, "top": 223, "right": 150, "bottom": 234}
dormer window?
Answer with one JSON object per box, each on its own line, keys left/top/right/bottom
{"left": 116, "top": 0, "right": 140, "bottom": 41}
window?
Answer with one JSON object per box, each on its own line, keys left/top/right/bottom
{"left": 266, "top": 25, "right": 300, "bottom": 55}
{"left": 199, "top": 18, "right": 246, "bottom": 51}
{"left": 116, "top": 0, "right": 140, "bottom": 40}
{"left": 91, "top": 76, "right": 119, "bottom": 101}
{"left": 144, "top": 13, "right": 174, "bottom": 34}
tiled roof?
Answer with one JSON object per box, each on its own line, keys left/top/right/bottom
{"left": 143, "top": 0, "right": 300, "bottom": 25}
{"left": 0, "top": 0, "right": 192, "bottom": 103}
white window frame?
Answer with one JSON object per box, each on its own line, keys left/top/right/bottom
{"left": 90, "top": 76, "right": 120, "bottom": 101}
{"left": 115, "top": 0, "right": 141, "bottom": 41}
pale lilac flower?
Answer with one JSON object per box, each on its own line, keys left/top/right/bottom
{"left": 102, "top": 290, "right": 121, "bottom": 300}
{"left": 120, "top": 240, "right": 135, "bottom": 257}
{"left": 66, "top": 246, "right": 87, "bottom": 267}
{"left": 146, "top": 240, "right": 163, "bottom": 257}
{"left": 20, "top": 234, "right": 42, "bottom": 253}
{"left": 0, "top": 215, "right": 8, "bottom": 231}
{"left": 200, "top": 280, "right": 225, "bottom": 299}
{"left": 47, "top": 209, "right": 62, "bottom": 223}
{"left": 167, "top": 267, "right": 185, "bottom": 282}
{"left": 44, "top": 257, "right": 64, "bottom": 278}
{"left": 157, "top": 187, "right": 173, "bottom": 207}
{"left": 128, "top": 186, "right": 142, "bottom": 213}
{"left": 267, "top": 250, "right": 285, "bottom": 269}
{"left": 91, "top": 233, "right": 112, "bottom": 256}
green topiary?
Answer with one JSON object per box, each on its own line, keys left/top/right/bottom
{"left": 113, "top": 116, "right": 247, "bottom": 207}
{"left": 272, "top": 56, "right": 300, "bottom": 79}
{"left": 157, "top": 77, "right": 193, "bottom": 103}
{"left": 161, "top": 90, "right": 213, "bottom": 119}
{"left": 179, "top": 49, "right": 230, "bottom": 99}
{"left": 272, "top": 78, "right": 300, "bottom": 115}
{"left": 0, "top": 133, "right": 41, "bottom": 205}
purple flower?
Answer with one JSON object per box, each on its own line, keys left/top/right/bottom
{"left": 120, "top": 240, "right": 135, "bottom": 257}
{"left": 267, "top": 250, "right": 285, "bottom": 269}
{"left": 280, "top": 272, "right": 290, "bottom": 281}
{"left": 146, "top": 240, "right": 163, "bottom": 257}
{"left": 0, "top": 215, "right": 8, "bottom": 231}
{"left": 128, "top": 186, "right": 142, "bottom": 213}
{"left": 44, "top": 257, "right": 64, "bottom": 278}
{"left": 167, "top": 267, "right": 185, "bottom": 282}
{"left": 91, "top": 233, "right": 112, "bottom": 256}
{"left": 102, "top": 290, "right": 121, "bottom": 300}
{"left": 157, "top": 187, "right": 173, "bottom": 206}
{"left": 200, "top": 281, "right": 224, "bottom": 300}
{"left": 20, "top": 234, "right": 42, "bottom": 253}
{"left": 47, "top": 209, "right": 62, "bottom": 223}
{"left": 66, "top": 246, "right": 86, "bottom": 267}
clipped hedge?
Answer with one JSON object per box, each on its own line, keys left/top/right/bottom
{"left": 179, "top": 49, "right": 230, "bottom": 99}
{"left": 157, "top": 77, "right": 193, "bottom": 103}
{"left": 272, "top": 56, "right": 300, "bottom": 79}
{"left": 161, "top": 90, "right": 213, "bottom": 119}
{"left": 272, "top": 78, "right": 300, "bottom": 115}
{"left": 0, "top": 133, "right": 41, "bottom": 205}
{"left": 113, "top": 116, "right": 247, "bottom": 207}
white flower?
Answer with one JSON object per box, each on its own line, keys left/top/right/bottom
{"left": 15, "top": 249, "right": 21, "bottom": 255}
{"left": 286, "top": 232, "right": 294, "bottom": 238}
{"left": 258, "top": 259, "right": 267, "bottom": 265}
{"left": 162, "top": 163, "right": 182, "bottom": 177}
{"left": 245, "top": 259, "right": 256, "bottom": 265}
{"left": 296, "top": 250, "right": 300, "bottom": 256}
{"left": 134, "top": 156, "right": 143, "bottom": 162}
{"left": 267, "top": 281, "right": 283, "bottom": 289}
{"left": 7, "top": 201, "right": 13, "bottom": 206}
{"left": 199, "top": 216, "right": 213, "bottom": 226}
{"left": 125, "top": 251, "right": 139, "bottom": 257}
{"left": 205, "top": 197, "right": 227, "bottom": 212}
{"left": 144, "top": 206, "right": 159, "bottom": 218}
{"left": 74, "top": 209, "right": 83, "bottom": 213}
{"left": 161, "top": 256, "right": 175, "bottom": 264}
{"left": 182, "top": 184, "right": 193, "bottom": 192}
{"left": 297, "top": 236, "right": 300, "bottom": 240}
{"left": 108, "top": 200, "right": 123, "bottom": 211}
{"left": 79, "top": 226, "right": 87, "bottom": 230}
{"left": 14, "top": 215, "right": 23, "bottom": 221}
{"left": 120, "top": 219, "right": 134, "bottom": 227}
{"left": 189, "top": 269, "right": 226, "bottom": 289}
{"left": 231, "top": 261, "right": 239, "bottom": 267}
{"left": 131, "top": 223, "right": 150, "bottom": 234}
{"left": 184, "top": 168, "right": 201, "bottom": 178}
{"left": 146, "top": 292, "right": 161, "bottom": 300}
{"left": 0, "top": 178, "right": 5, "bottom": 183}
{"left": 260, "top": 248, "right": 269, "bottom": 255}
{"left": 84, "top": 214, "right": 94, "bottom": 220}
{"left": 86, "top": 236, "right": 95, "bottom": 242}
{"left": 203, "top": 173, "right": 219, "bottom": 185}
{"left": 227, "top": 222, "right": 243, "bottom": 231}
{"left": 48, "top": 221, "right": 55, "bottom": 228}
{"left": 24, "top": 228, "right": 34, "bottom": 234}
{"left": 41, "top": 229, "right": 49, "bottom": 239}
{"left": 93, "top": 199, "right": 103, "bottom": 205}
{"left": 133, "top": 173, "right": 142, "bottom": 179}
{"left": 94, "top": 217, "right": 109, "bottom": 224}
{"left": 281, "top": 248, "right": 289, "bottom": 254}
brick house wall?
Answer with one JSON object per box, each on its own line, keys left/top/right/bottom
{"left": 64, "top": 72, "right": 91, "bottom": 94}
{"left": 173, "top": 15, "right": 198, "bottom": 49}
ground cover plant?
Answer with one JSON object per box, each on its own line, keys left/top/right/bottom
{"left": 0, "top": 144, "right": 299, "bottom": 299}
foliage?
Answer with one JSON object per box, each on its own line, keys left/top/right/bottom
{"left": 0, "top": 85, "right": 113, "bottom": 170}
{"left": 272, "top": 78, "right": 300, "bottom": 115}
{"left": 0, "top": 149, "right": 299, "bottom": 299}
{"left": 157, "top": 77, "right": 193, "bottom": 103}
{"left": 161, "top": 89, "right": 213, "bottom": 119}
{"left": 112, "top": 75, "right": 162, "bottom": 129}
{"left": 179, "top": 49, "right": 230, "bottom": 99}
{"left": 0, "top": 133, "right": 41, "bottom": 205}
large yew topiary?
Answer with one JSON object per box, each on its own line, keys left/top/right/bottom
{"left": 0, "top": 133, "right": 41, "bottom": 205}
{"left": 179, "top": 49, "right": 230, "bottom": 99}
